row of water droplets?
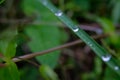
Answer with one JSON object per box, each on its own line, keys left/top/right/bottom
{"left": 55, "top": 10, "right": 80, "bottom": 32}
{"left": 87, "top": 42, "right": 113, "bottom": 64}
{"left": 54, "top": 10, "right": 112, "bottom": 66}
{"left": 98, "top": 53, "right": 120, "bottom": 71}
{"left": 70, "top": 24, "right": 119, "bottom": 71}
{"left": 50, "top": 4, "right": 120, "bottom": 71}
{"left": 72, "top": 26, "right": 119, "bottom": 71}
{"left": 102, "top": 54, "right": 119, "bottom": 70}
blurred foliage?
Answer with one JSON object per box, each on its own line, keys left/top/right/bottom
{"left": 0, "top": 28, "right": 17, "bottom": 58}
{"left": 0, "top": 28, "right": 20, "bottom": 80}
{"left": 97, "top": 18, "right": 120, "bottom": 48}
{"left": 25, "top": 26, "right": 62, "bottom": 68}
{"left": 39, "top": 65, "right": 59, "bottom": 80}
{"left": 0, "top": 0, "right": 5, "bottom": 4}
{"left": 0, "top": 61, "right": 20, "bottom": 80}
{"left": 112, "top": 0, "right": 120, "bottom": 24}
{"left": 104, "top": 67, "right": 120, "bottom": 80}
{"left": 22, "top": 0, "right": 68, "bottom": 68}
{"left": 20, "top": 66, "right": 40, "bottom": 80}
{"left": 0, "top": 0, "right": 120, "bottom": 80}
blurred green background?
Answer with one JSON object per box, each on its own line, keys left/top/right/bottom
{"left": 0, "top": 0, "right": 120, "bottom": 80}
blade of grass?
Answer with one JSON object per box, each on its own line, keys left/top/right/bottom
{"left": 38, "top": 0, "right": 120, "bottom": 75}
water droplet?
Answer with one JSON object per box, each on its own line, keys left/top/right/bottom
{"left": 114, "top": 66, "right": 119, "bottom": 70}
{"left": 102, "top": 54, "right": 111, "bottom": 62}
{"left": 55, "top": 10, "right": 63, "bottom": 16}
{"left": 87, "top": 42, "right": 93, "bottom": 47}
{"left": 73, "top": 27, "right": 79, "bottom": 32}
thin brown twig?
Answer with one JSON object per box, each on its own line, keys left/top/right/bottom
{"left": 12, "top": 34, "right": 108, "bottom": 63}
{"left": 0, "top": 18, "right": 31, "bottom": 24}
{"left": 17, "top": 57, "right": 39, "bottom": 67}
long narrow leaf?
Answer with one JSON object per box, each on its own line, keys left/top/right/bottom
{"left": 38, "top": 0, "right": 120, "bottom": 75}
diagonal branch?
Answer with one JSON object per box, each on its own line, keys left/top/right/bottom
{"left": 12, "top": 34, "right": 107, "bottom": 62}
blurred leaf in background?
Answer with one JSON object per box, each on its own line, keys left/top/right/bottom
{"left": 82, "top": 57, "right": 103, "bottom": 80}
{"left": 96, "top": 17, "right": 120, "bottom": 58}
{"left": 0, "top": 28, "right": 20, "bottom": 80}
{"left": 0, "top": 0, "right": 120, "bottom": 79}
{"left": 25, "top": 26, "right": 61, "bottom": 68}
{"left": 20, "top": 66, "right": 39, "bottom": 80}
{"left": 74, "top": 0, "right": 90, "bottom": 12}
{"left": 39, "top": 65, "right": 59, "bottom": 80}
{"left": 104, "top": 67, "right": 120, "bottom": 80}
{"left": 0, "top": 61, "right": 20, "bottom": 80}
{"left": 22, "top": 0, "right": 68, "bottom": 68}
{"left": 0, "top": 28, "right": 17, "bottom": 59}
{"left": 97, "top": 18, "right": 119, "bottom": 46}
{"left": 112, "top": 0, "right": 120, "bottom": 24}
{"left": 0, "top": 0, "right": 5, "bottom": 4}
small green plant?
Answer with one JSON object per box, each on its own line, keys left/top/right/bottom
{"left": 0, "top": 0, "right": 120, "bottom": 80}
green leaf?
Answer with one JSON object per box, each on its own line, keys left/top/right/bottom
{"left": 74, "top": 0, "right": 90, "bottom": 11}
{"left": 22, "top": 0, "right": 68, "bottom": 68}
{"left": 104, "top": 67, "right": 120, "bottom": 80}
{"left": 97, "top": 18, "right": 115, "bottom": 33}
{"left": 20, "top": 66, "right": 39, "bottom": 80}
{"left": 25, "top": 26, "right": 61, "bottom": 68}
{"left": 94, "top": 57, "right": 102, "bottom": 75}
{"left": 0, "top": 0, "right": 5, "bottom": 4}
{"left": 38, "top": 0, "right": 120, "bottom": 75}
{"left": 97, "top": 18, "right": 119, "bottom": 46}
{"left": 39, "top": 65, "right": 59, "bottom": 80}
{"left": 0, "top": 28, "right": 17, "bottom": 58}
{"left": 112, "top": 0, "right": 120, "bottom": 24}
{"left": 22, "top": 0, "right": 59, "bottom": 22}
{"left": 0, "top": 61, "right": 20, "bottom": 80}
{"left": 5, "top": 40, "right": 17, "bottom": 58}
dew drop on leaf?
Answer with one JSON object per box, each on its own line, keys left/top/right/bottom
{"left": 101, "top": 54, "right": 111, "bottom": 62}
{"left": 87, "top": 42, "right": 93, "bottom": 47}
{"left": 114, "top": 66, "right": 119, "bottom": 70}
{"left": 73, "top": 27, "right": 79, "bottom": 32}
{"left": 55, "top": 10, "right": 63, "bottom": 16}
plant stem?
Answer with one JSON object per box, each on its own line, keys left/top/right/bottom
{"left": 38, "top": 0, "right": 120, "bottom": 75}
{"left": 12, "top": 35, "right": 106, "bottom": 62}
